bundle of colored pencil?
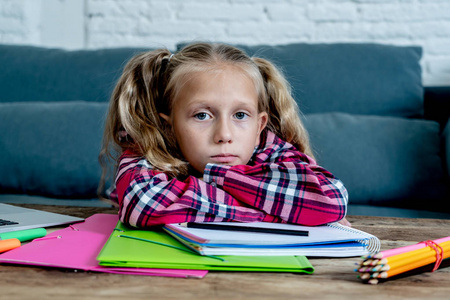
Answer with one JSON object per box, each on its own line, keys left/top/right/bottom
{"left": 356, "top": 236, "right": 450, "bottom": 284}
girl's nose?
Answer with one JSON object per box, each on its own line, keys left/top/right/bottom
{"left": 214, "top": 119, "right": 233, "bottom": 144}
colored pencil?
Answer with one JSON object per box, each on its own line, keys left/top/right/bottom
{"left": 374, "top": 257, "right": 450, "bottom": 284}
{"left": 378, "top": 243, "right": 450, "bottom": 272}
{"left": 375, "top": 241, "right": 450, "bottom": 266}
{"left": 363, "top": 236, "right": 450, "bottom": 259}
{"left": 356, "top": 236, "right": 450, "bottom": 284}
{"left": 358, "top": 240, "right": 450, "bottom": 268}
{"left": 378, "top": 250, "right": 448, "bottom": 279}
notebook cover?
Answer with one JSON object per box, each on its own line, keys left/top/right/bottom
{"left": 164, "top": 222, "right": 377, "bottom": 246}
{"left": 165, "top": 229, "right": 369, "bottom": 257}
{"left": 97, "top": 221, "right": 314, "bottom": 273}
{"left": 163, "top": 222, "right": 381, "bottom": 257}
{"left": 0, "top": 214, "right": 207, "bottom": 278}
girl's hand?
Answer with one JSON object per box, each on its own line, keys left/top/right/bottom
{"left": 338, "top": 217, "right": 351, "bottom": 227}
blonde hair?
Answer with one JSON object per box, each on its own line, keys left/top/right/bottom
{"left": 98, "top": 42, "right": 313, "bottom": 196}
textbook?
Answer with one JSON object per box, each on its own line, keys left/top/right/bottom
{"left": 163, "top": 221, "right": 380, "bottom": 257}
{"left": 96, "top": 220, "right": 315, "bottom": 274}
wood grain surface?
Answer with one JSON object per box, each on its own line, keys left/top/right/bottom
{"left": 1, "top": 204, "right": 449, "bottom": 300}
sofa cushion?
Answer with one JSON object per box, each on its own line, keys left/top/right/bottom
{"left": 0, "top": 101, "right": 108, "bottom": 198}
{"left": 303, "top": 112, "right": 449, "bottom": 211}
{"left": 234, "top": 43, "right": 423, "bottom": 118}
{"left": 0, "top": 45, "right": 151, "bottom": 103}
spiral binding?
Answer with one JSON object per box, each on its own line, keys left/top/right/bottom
{"left": 328, "top": 222, "right": 381, "bottom": 254}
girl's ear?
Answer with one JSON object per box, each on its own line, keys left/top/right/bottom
{"left": 258, "top": 112, "right": 268, "bottom": 133}
{"left": 159, "top": 113, "right": 171, "bottom": 124}
{"left": 255, "top": 112, "right": 268, "bottom": 146}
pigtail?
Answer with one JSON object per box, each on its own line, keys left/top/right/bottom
{"left": 252, "top": 57, "right": 315, "bottom": 159}
{"left": 115, "top": 51, "right": 169, "bottom": 154}
{"left": 98, "top": 49, "right": 188, "bottom": 199}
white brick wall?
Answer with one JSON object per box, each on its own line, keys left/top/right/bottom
{"left": 1, "top": 0, "right": 450, "bottom": 86}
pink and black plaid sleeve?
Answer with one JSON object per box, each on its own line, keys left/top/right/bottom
{"left": 203, "top": 131, "right": 348, "bottom": 226}
{"left": 114, "top": 130, "right": 348, "bottom": 228}
{"left": 114, "top": 154, "right": 265, "bottom": 227}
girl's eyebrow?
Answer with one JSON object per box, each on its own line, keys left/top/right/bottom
{"left": 184, "top": 101, "right": 210, "bottom": 109}
{"left": 232, "top": 100, "right": 259, "bottom": 111}
{"left": 184, "top": 97, "right": 259, "bottom": 111}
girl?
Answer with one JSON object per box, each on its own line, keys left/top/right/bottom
{"left": 99, "top": 42, "right": 349, "bottom": 228}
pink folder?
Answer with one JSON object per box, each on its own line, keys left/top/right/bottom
{"left": 0, "top": 214, "right": 207, "bottom": 278}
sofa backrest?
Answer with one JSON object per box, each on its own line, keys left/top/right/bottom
{"left": 236, "top": 43, "right": 424, "bottom": 118}
{"left": 0, "top": 45, "right": 150, "bottom": 103}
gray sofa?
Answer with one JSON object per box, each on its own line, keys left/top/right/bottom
{"left": 1, "top": 43, "right": 449, "bottom": 218}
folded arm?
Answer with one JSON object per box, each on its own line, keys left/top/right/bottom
{"left": 115, "top": 153, "right": 265, "bottom": 227}
{"left": 204, "top": 160, "right": 348, "bottom": 226}
{"left": 114, "top": 131, "right": 348, "bottom": 227}
{"left": 203, "top": 131, "right": 348, "bottom": 225}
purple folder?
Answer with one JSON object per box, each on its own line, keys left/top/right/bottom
{"left": 0, "top": 214, "right": 207, "bottom": 278}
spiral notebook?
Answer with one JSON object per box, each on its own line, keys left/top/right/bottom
{"left": 163, "top": 222, "right": 380, "bottom": 257}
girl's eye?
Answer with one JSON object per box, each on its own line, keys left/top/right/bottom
{"left": 234, "top": 112, "right": 248, "bottom": 120}
{"left": 194, "top": 112, "right": 210, "bottom": 120}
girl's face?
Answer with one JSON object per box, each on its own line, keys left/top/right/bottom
{"left": 160, "top": 65, "right": 268, "bottom": 174}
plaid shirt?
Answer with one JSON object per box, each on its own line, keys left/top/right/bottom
{"left": 113, "top": 130, "right": 348, "bottom": 227}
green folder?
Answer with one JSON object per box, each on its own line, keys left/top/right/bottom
{"left": 97, "top": 221, "right": 314, "bottom": 273}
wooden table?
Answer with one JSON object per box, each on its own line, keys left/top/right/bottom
{"left": 1, "top": 205, "right": 449, "bottom": 300}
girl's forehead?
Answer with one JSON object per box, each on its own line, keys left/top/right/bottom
{"left": 169, "top": 61, "right": 265, "bottom": 110}
{"left": 178, "top": 64, "right": 260, "bottom": 91}
{"left": 172, "top": 68, "right": 258, "bottom": 107}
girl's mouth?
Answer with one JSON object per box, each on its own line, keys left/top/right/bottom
{"left": 210, "top": 154, "right": 238, "bottom": 164}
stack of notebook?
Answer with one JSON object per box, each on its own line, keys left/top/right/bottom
{"left": 162, "top": 221, "right": 380, "bottom": 257}
{"left": 0, "top": 213, "right": 381, "bottom": 277}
